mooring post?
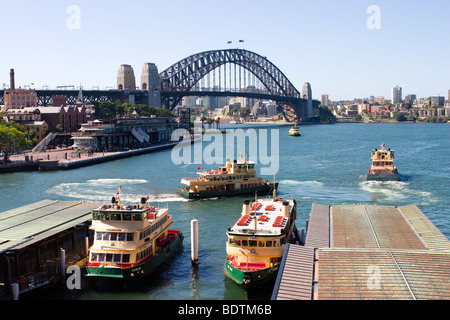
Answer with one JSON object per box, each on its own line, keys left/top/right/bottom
{"left": 60, "top": 248, "right": 66, "bottom": 279}
{"left": 191, "top": 219, "right": 199, "bottom": 266}
{"left": 11, "top": 282, "right": 19, "bottom": 300}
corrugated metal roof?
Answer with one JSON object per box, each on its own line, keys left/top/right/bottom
{"left": 0, "top": 200, "right": 101, "bottom": 253}
{"left": 272, "top": 244, "right": 315, "bottom": 300}
{"left": 398, "top": 205, "right": 450, "bottom": 252}
{"left": 304, "top": 204, "right": 330, "bottom": 248}
{"left": 316, "top": 248, "right": 450, "bottom": 300}
{"left": 272, "top": 204, "right": 450, "bottom": 300}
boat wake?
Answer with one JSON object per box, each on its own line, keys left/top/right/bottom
{"left": 46, "top": 178, "right": 189, "bottom": 203}
{"left": 359, "top": 180, "right": 434, "bottom": 204}
{"left": 278, "top": 179, "right": 371, "bottom": 202}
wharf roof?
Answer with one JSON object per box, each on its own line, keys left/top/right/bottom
{"left": 272, "top": 204, "right": 450, "bottom": 300}
{"left": 0, "top": 200, "right": 101, "bottom": 254}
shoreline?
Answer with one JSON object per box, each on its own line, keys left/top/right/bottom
{"left": 0, "top": 139, "right": 200, "bottom": 174}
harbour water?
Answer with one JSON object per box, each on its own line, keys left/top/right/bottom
{"left": 0, "top": 122, "right": 448, "bottom": 300}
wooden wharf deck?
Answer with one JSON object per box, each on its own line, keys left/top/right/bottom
{"left": 272, "top": 204, "right": 450, "bottom": 300}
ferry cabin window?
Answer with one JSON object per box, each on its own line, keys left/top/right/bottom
{"left": 249, "top": 240, "right": 257, "bottom": 247}
{"left": 111, "top": 213, "right": 121, "bottom": 221}
{"left": 122, "top": 213, "right": 132, "bottom": 221}
{"left": 101, "top": 212, "right": 110, "bottom": 220}
{"left": 93, "top": 212, "right": 101, "bottom": 220}
{"left": 96, "top": 232, "right": 134, "bottom": 242}
{"left": 132, "top": 213, "right": 143, "bottom": 221}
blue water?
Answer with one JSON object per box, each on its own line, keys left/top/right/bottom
{"left": 0, "top": 122, "right": 449, "bottom": 300}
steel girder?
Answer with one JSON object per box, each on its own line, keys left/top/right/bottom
{"left": 160, "top": 49, "right": 300, "bottom": 99}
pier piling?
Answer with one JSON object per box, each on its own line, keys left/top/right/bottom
{"left": 191, "top": 219, "right": 199, "bottom": 266}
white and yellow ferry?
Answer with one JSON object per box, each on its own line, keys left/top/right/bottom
{"left": 367, "top": 143, "right": 400, "bottom": 181}
{"left": 84, "top": 188, "right": 183, "bottom": 283}
{"left": 223, "top": 194, "right": 298, "bottom": 289}
{"left": 179, "top": 159, "right": 278, "bottom": 199}
{"left": 288, "top": 124, "right": 301, "bottom": 136}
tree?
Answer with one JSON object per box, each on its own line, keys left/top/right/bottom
{"left": 392, "top": 111, "right": 406, "bottom": 122}
{"left": 0, "top": 125, "right": 30, "bottom": 163}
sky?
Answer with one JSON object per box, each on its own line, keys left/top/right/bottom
{"left": 1, "top": 0, "right": 449, "bottom": 101}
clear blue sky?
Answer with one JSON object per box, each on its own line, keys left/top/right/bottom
{"left": 1, "top": 0, "right": 449, "bottom": 101}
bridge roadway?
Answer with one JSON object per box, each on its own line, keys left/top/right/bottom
{"left": 0, "top": 88, "right": 302, "bottom": 105}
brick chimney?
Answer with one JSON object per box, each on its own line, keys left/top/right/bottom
{"left": 10, "top": 68, "right": 15, "bottom": 90}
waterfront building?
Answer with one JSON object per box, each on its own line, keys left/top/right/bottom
{"left": 71, "top": 116, "right": 178, "bottom": 150}
{"left": 3, "top": 106, "right": 87, "bottom": 133}
{"left": 0, "top": 200, "right": 100, "bottom": 299}
{"left": 431, "top": 96, "right": 445, "bottom": 107}
{"left": 392, "top": 85, "right": 402, "bottom": 104}
{"left": 1, "top": 108, "right": 49, "bottom": 143}
{"left": 117, "top": 64, "right": 136, "bottom": 91}
{"left": 3, "top": 89, "right": 37, "bottom": 109}
{"left": 357, "top": 101, "right": 371, "bottom": 114}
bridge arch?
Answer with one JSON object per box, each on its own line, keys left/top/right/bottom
{"left": 159, "top": 49, "right": 304, "bottom": 121}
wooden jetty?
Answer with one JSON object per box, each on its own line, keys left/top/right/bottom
{"left": 272, "top": 204, "right": 450, "bottom": 300}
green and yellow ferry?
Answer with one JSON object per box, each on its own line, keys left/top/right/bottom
{"left": 179, "top": 159, "right": 278, "bottom": 200}
{"left": 84, "top": 188, "right": 183, "bottom": 283}
{"left": 223, "top": 194, "right": 298, "bottom": 290}
{"left": 367, "top": 143, "right": 400, "bottom": 181}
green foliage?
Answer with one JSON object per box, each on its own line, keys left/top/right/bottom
{"left": 92, "top": 102, "right": 174, "bottom": 119}
{"left": 0, "top": 124, "right": 30, "bottom": 162}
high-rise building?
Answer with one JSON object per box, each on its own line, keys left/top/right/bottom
{"left": 321, "top": 94, "right": 329, "bottom": 106}
{"left": 302, "top": 82, "right": 312, "bottom": 100}
{"left": 392, "top": 85, "right": 402, "bottom": 104}
{"left": 405, "top": 94, "right": 417, "bottom": 104}
{"left": 117, "top": 64, "right": 136, "bottom": 90}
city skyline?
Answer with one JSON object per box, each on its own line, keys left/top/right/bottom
{"left": 1, "top": 0, "right": 449, "bottom": 101}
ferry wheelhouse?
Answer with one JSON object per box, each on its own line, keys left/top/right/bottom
{"left": 223, "top": 195, "right": 298, "bottom": 290}
{"left": 84, "top": 189, "right": 183, "bottom": 283}
{"left": 367, "top": 143, "right": 400, "bottom": 181}
{"left": 179, "top": 159, "right": 278, "bottom": 199}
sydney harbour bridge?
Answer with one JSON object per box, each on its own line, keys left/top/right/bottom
{"left": 1, "top": 49, "right": 319, "bottom": 123}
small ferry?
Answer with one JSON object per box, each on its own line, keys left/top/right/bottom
{"left": 367, "top": 143, "right": 400, "bottom": 181}
{"left": 288, "top": 124, "right": 301, "bottom": 136}
{"left": 179, "top": 159, "right": 278, "bottom": 200}
{"left": 223, "top": 193, "right": 298, "bottom": 290}
{"left": 84, "top": 188, "right": 183, "bottom": 283}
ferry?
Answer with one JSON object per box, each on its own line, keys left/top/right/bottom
{"left": 223, "top": 194, "right": 298, "bottom": 290}
{"left": 367, "top": 143, "right": 400, "bottom": 181}
{"left": 84, "top": 188, "right": 183, "bottom": 283}
{"left": 288, "top": 124, "right": 301, "bottom": 136}
{"left": 179, "top": 159, "right": 278, "bottom": 200}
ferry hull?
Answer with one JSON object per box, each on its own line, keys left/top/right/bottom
{"left": 180, "top": 183, "right": 278, "bottom": 200}
{"left": 223, "top": 261, "right": 279, "bottom": 290}
{"left": 84, "top": 231, "right": 183, "bottom": 283}
{"left": 367, "top": 172, "right": 400, "bottom": 181}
